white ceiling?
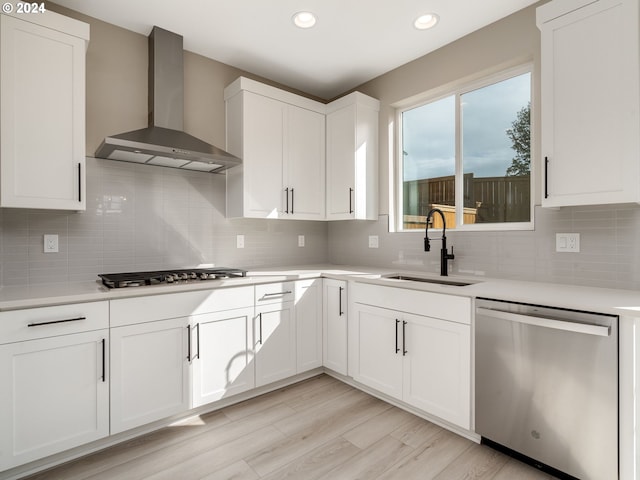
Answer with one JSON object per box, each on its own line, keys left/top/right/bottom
{"left": 52, "top": 0, "right": 539, "bottom": 100}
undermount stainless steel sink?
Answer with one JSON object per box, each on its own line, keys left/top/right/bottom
{"left": 382, "top": 274, "right": 476, "bottom": 287}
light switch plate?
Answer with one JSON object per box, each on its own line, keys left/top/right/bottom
{"left": 298, "top": 235, "right": 305, "bottom": 247}
{"left": 556, "top": 233, "right": 580, "bottom": 252}
{"left": 236, "top": 235, "right": 245, "bottom": 249}
{"left": 44, "top": 234, "right": 59, "bottom": 253}
{"left": 368, "top": 235, "right": 379, "bottom": 248}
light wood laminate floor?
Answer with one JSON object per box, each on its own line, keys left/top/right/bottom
{"left": 25, "top": 374, "right": 557, "bottom": 480}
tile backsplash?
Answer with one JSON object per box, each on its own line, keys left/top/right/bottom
{"left": 0, "top": 158, "right": 328, "bottom": 286}
{"left": 328, "top": 205, "right": 640, "bottom": 291}
{"left": 2, "top": 157, "right": 639, "bottom": 290}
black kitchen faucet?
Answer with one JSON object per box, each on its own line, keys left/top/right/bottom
{"left": 424, "top": 208, "right": 455, "bottom": 276}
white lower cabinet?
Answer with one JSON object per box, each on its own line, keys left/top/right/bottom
{"left": 323, "top": 279, "right": 348, "bottom": 375}
{"left": 110, "top": 317, "right": 190, "bottom": 434}
{"left": 295, "top": 279, "right": 323, "bottom": 373}
{"left": 254, "top": 302, "right": 296, "bottom": 387}
{"left": 351, "top": 283, "right": 471, "bottom": 430}
{"left": 401, "top": 312, "right": 470, "bottom": 428}
{"left": 353, "top": 304, "right": 403, "bottom": 398}
{"left": 0, "top": 302, "right": 109, "bottom": 470}
{"left": 191, "top": 307, "right": 255, "bottom": 407}
{"left": 254, "top": 282, "right": 296, "bottom": 387}
{"left": 109, "top": 287, "right": 255, "bottom": 431}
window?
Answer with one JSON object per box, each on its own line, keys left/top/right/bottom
{"left": 398, "top": 67, "right": 532, "bottom": 231}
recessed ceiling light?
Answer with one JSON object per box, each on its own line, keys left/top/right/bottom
{"left": 414, "top": 13, "right": 439, "bottom": 30}
{"left": 292, "top": 11, "right": 317, "bottom": 29}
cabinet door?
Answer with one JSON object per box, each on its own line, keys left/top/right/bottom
{"left": 352, "top": 304, "right": 403, "bottom": 400}
{"left": 110, "top": 317, "right": 189, "bottom": 434}
{"left": 0, "top": 330, "right": 108, "bottom": 470}
{"left": 295, "top": 279, "right": 322, "bottom": 373}
{"left": 255, "top": 302, "right": 296, "bottom": 387}
{"left": 323, "top": 279, "right": 348, "bottom": 375}
{"left": 285, "top": 105, "right": 326, "bottom": 220}
{"left": 242, "top": 91, "right": 285, "bottom": 218}
{"left": 0, "top": 14, "right": 86, "bottom": 210}
{"left": 402, "top": 313, "right": 471, "bottom": 429}
{"left": 539, "top": 0, "right": 640, "bottom": 206}
{"left": 191, "top": 307, "right": 255, "bottom": 407}
{"left": 326, "top": 104, "right": 356, "bottom": 219}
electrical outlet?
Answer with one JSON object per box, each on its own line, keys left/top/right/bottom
{"left": 298, "top": 235, "right": 305, "bottom": 247}
{"left": 44, "top": 234, "right": 59, "bottom": 253}
{"left": 236, "top": 235, "right": 245, "bottom": 249}
{"left": 368, "top": 235, "right": 379, "bottom": 248}
{"left": 556, "top": 233, "right": 580, "bottom": 252}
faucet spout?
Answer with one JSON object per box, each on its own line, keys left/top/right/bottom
{"left": 424, "top": 208, "right": 455, "bottom": 276}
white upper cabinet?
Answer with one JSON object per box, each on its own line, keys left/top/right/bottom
{"left": 538, "top": 0, "right": 640, "bottom": 207}
{"left": 225, "top": 77, "right": 325, "bottom": 220}
{"left": 285, "top": 106, "right": 326, "bottom": 220}
{"left": 326, "top": 93, "right": 379, "bottom": 220}
{"left": 225, "top": 76, "right": 379, "bottom": 221}
{"left": 0, "top": 11, "right": 89, "bottom": 210}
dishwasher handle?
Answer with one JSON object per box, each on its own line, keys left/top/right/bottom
{"left": 476, "top": 307, "right": 610, "bottom": 337}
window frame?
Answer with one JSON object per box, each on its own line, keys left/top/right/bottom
{"left": 393, "top": 63, "right": 535, "bottom": 233}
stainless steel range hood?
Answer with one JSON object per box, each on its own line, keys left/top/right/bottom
{"left": 94, "top": 26, "right": 241, "bottom": 173}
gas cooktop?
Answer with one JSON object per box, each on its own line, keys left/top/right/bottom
{"left": 98, "top": 268, "right": 247, "bottom": 288}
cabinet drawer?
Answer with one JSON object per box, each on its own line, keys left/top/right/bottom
{"left": 110, "top": 286, "right": 254, "bottom": 327}
{"left": 255, "top": 282, "right": 295, "bottom": 305}
{"left": 352, "top": 283, "right": 471, "bottom": 325}
{"left": 0, "top": 301, "right": 109, "bottom": 344}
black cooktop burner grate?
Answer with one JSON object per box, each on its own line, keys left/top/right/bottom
{"left": 98, "top": 268, "right": 247, "bottom": 288}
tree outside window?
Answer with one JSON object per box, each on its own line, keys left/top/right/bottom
{"left": 399, "top": 69, "right": 532, "bottom": 230}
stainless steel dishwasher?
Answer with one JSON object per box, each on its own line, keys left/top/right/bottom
{"left": 475, "top": 298, "right": 618, "bottom": 480}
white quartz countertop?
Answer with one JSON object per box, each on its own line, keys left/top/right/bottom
{"left": 1, "top": 264, "right": 639, "bottom": 318}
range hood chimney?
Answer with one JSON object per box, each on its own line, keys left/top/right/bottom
{"left": 94, "top": 26, "right": 241, "bottom": 173}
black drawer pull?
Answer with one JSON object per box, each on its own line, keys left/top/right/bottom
{"left": 28, "top": 316, "right": 86, "bottom": 327}
{"left": 338, "top": 287, "right": 344, "bottom": 316}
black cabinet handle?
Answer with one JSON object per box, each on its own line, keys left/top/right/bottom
{"left": 78, "top": 163, "right": 82, "bottom": 203}
{"left": 259, "top": 313, "right": 263, "bottom": 345}
{"left": 195, "top": 323, "right": 200, "bottom": 360}
{"left": 101, "top": 338, "right": 106, "bottom": 382}
{"left": 291, "top": 188, "right": 294, "bottom": 215}
{"left": 262, "top": 291, "right": 292, "bottom": 297}
{"left": 395, "top": 319, "right": 400, "bottom": 354}
{"left": 544, "top": 157, "right": 549, "bottom": 199}
{"left": 285, "top": 187, "right": 289, "bottom": 214}
{"left": 338, "top": 287, "right": 344, "bottom": 316}
{"left": 402, "top": 321, "right": 408, "bottom": 356}
{"left": 187, "top": 325, "right": 192, "bottom": 362}
{"left": 28, "top": 316, "right": 86, "bottom": 327}
{"left": 349, "top": 187, "right": 354, "bottom": 214}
